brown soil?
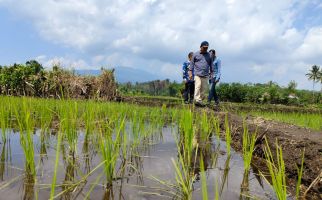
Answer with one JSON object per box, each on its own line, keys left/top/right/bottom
{"left": 216, "top": 111, "right": 322, "bottom": 200}
{"left": 120, "top": 97, "right": 322, "bottom": 199}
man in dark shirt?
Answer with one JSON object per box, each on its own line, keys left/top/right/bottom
{"left": 188, "top": 41, "right": 213, "bottom": 106}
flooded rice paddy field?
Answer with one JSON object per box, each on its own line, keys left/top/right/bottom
{"left": 0, "top": 126, "right": 275, "bottom": 200}
{"left": 2, "top": 96, "right": 304, "bottom": 200}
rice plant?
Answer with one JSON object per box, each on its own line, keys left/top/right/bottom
{"left": 199, "top": 111, "right": 211, "bottom": 142}
{"left": 50, "top": 127, "right": 63, "bottom": 200}
{"left": 200, "top": 154, "right": 208, "bottom": 200}
{"left": 14, "top": 98, "right": 36, "bottom": 178}
{"left": 37, "top": 100, "right": 54, "bottom": 133}
{"left": 171, "top": 108, "right": 196, "bottom": 199}
{"left": 224, "top": 114, "right": 231, "bottom": 156}
{"left": 295, "top": 149, "right": 305, "bottom": 200}
{"left": 242, "top": 121, "right": 257, "bottom": 172}
{"left": 171, "top": 154, "right": 195, "bottom": 200}
{"left": 58, "top": 100, "right": 79, "bottom": 153}
{"left": 219, "top": 154, "right": 231, "bottom": 195}
{"left": 263, "top": 138, "right": 287, "bottom": 200}
{"left": 180, "top": 109, "right": 195, "bottom": 162}
{"left": 0, "top": 101, "right": 10, "bottom": 143}
{"left": 99, "top": 117, "right": 125, "bottom": 188}
{"left": 213, "top": 116, "right": 221, "bottom": 141}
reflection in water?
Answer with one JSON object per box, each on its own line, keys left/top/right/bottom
{"left": 0, "top": 140, "right": 7, "bottom": 181}
{"left": 251, "top": 163, "right": 264, "bottom": 189}
{"left": 61, "top": 150, "right": 77, "bottom": 200}
{"left": 219, "top": 154, "right": 231, "bottom": 196}
{"left": 0, "top": 125, "right": 275, "bottom": 200}
{"left": 240, "top": 170, "right": 250, "bottom": 200}
{"left": 191, "top": 131, "right": 218, "bottom": 181}
{"left": 128, "top": 148, "right": 144, "bottom": 185}
{"left": 82, "top": 133, "right": 91, "bottom": 174}
{"left": 39, "top": 131, "right": 48, "bottom": 164}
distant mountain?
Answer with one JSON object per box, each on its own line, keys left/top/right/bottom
{"left": 76, "top": 66, "right": 163, "bottom": 83}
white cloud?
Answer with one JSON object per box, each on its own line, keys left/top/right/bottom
{"left": 1, "top": 0, "right": 322, "bottom": 89}
{"left": 35, "top": 55, "right": 89, "bottom": 70}
{"left": 294, "top": 27, "right": 322, "bottom": 62}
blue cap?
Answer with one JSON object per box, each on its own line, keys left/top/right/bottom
{"left": 200, "top": 41, "right": 209, "bottom": 47}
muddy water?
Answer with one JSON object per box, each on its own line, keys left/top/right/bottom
{"left": 0, "top": 126, "right": 276, "bottom": 200}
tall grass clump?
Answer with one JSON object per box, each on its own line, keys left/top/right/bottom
{"left": 263, "top": 138, "right": 287, "bottom": 200}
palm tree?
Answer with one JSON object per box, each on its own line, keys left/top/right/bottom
{"left": 306, "top": 65, "right": 320, "bottom": 99}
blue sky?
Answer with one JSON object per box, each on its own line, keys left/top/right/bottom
{"left": 1, "top": 0, "right": 322, "bottom": 90}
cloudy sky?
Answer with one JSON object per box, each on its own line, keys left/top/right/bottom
{"left": 1, "top": 0, "right": 322, "bottom": 89}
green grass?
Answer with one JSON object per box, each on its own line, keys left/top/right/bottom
{"left": 240, "top": 111, "right": 322, "bottom": 131}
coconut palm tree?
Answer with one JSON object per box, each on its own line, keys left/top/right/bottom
{"left": 306, "top": 65, "right": 320, "bottom": 99}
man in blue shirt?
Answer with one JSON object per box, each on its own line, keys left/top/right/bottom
{"left": 188, "top": 41, "right": 213, "bottom": 107}
{"left": 182, "top": 52, "right": 194, "bottom": 104}
{"left": 208, "top": 49, "right": 221, "bottom": 106}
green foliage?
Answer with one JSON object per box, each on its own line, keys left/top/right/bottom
{"left": 241, "top": 111, "right": 322, "bottom": 131}
{"left": 0, "top": 61, "right": 118, "bottom": 99}
{"left": 119, "top": 79, "right": 321, "bottom": 105}
{"left": 119, "top": 79, "right": 183, "bottom": 97}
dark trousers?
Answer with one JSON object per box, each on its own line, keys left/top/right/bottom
{"left": 208, "top": 81, "right": 219, "bottom": 103}
{"left": 183, "top": 81, "right": 195, "bottom": 102}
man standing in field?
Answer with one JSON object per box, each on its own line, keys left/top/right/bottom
{"left": 208, "top": 49, "right": 221, "bottom": 107}
{"left": 188, "top": 41, "right": 213, "bottom": 107}
{"left": 182, "top": 52, "right": 194, "bottom": 104}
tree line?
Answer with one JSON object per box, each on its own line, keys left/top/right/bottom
{"left": 119, "top": 79, "right": 321, "bottom": 105}
{"left": 1, "top": 61, "right": 320, "bottom": 105}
